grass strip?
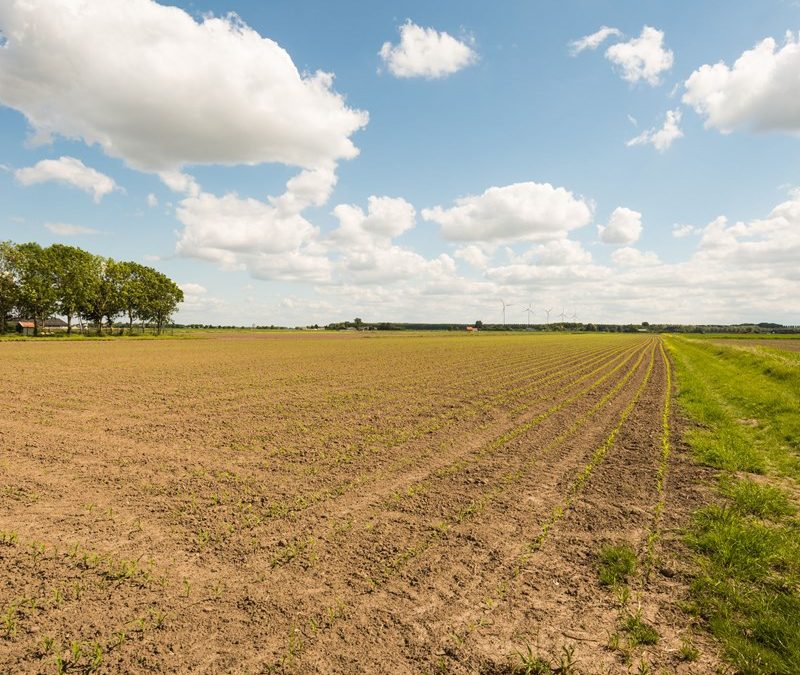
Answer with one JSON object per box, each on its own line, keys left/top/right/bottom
{"left": 665, "top": 336, "right": 800, "bottom": 674}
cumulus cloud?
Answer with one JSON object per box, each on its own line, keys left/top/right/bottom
{"left": 330, "top": 196, "right": 447, "bottom": 284}
{"left": 379, "top": 21, "right": 477, "bottom": 79}
{"left": 532, "top": 239, "right": 593, "bottom": 266}
{"left": 174, "top": 190, "right": 330, "bottom": 281}
{"left": 15, "top": 156, "right": 116, "bottom": 202}
{"left": 611, "top": 247, "right": 660, "bottom": 267}
{"left": 331, "top": 196, "right": 415, "bottom": 245}
{"left": 627, "top": 109, "right": 683, "bottom": 151}
{"left": 455, "top": 244, "right": 493, "bottom": 270}
{"left": 158, "top": 171, "right": 201, "bottom": 197}
{"left": 569, "top": 26, "right": 622, "bottom": 56}
{"left": 598, "top": 207, "right": 643, "bottom": 245}
{"left": 146, "top": 193, "right": 158, "bottom": 208}
{"left": 422, "top": 182, "right": 593, "bottom": 243}
{"left": 44, "top": 223, "right": 102, "bottom": 236}
{"left": 0, "top": 0, "right": 367, "bottom": 172}
{"left": 672, "top": 224, "right": 698, "bottom": 238}
{"left": 683, "top": 32, "right": 800, "bottom": 134}
{"left": 179, "top": 282, "right": 207, "bottom": 296}
{"left": 697, "top": 201, "right": 800, "bottom": 266}
{"left": 605, "top": 26, "right": 673, "bottom": 86}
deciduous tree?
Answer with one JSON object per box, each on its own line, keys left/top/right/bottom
{"left": 15, "top": 243, "right": 58, "bottom": 336}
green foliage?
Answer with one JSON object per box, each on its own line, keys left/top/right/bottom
{"left": 512, "top": 642, "right": 577, "bottom": 674}
{"left": 14, "top": 242, "right": 58, "bottom": 335}
{"left": 597, "top": 543, "right": 637, "bottom": 587}
{"left": 49, "top": 244, "right": 99, "bottom": 334}
{"left": 620, "top": 611, "right": 659, "bottom": 647}
{"left": 0, "top": 240, "right": 183, "bottom": 335}
{"left": 720, "top": 478, "right": 795, "bottom": 520}
{"left": 0, "top": 241, "right": 19, "bottom": 333}
{"left": 666, "top": 336, "right": 800, "bottom": 673}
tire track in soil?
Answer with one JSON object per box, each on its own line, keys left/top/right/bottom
{"left": 449, "top": 339, "right": 721, "bottom": 674}
{"left": 0, "top": 339, "right": 632, "bottom": 575}
{"left": 0, "top": 334, "right": 657, "bottom": 673}
{"left": 0, "top": 338, "right": 636, "bottom": 581}
{"left": 117, "top": 338, "right": 650, "bottom": 673}
{"left": 231, "top": 345, "right": 649, "bottom": 671}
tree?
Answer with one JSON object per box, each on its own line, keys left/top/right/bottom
{"left": 353, "top": 317, "right": 363, "bottom": 329}
{"left": 107, "top": 260, "right": 149, "bottom": 334}
{"left": 0, "top": 241, "right": 19, "bottom": 334}
{"left": 15, "top": 243, "right": 58, "bottom": 336}
{"left": 475, "top": 320, "right": 483, "bottom": 329}
{"left": 80, "top": 256, "right": 123, "bottom": 335}
{"left": 49, "top": 244, "right": 98, "bottom": 335}
{"left": 139, "top": 267, "right": 183, "bottom": 335}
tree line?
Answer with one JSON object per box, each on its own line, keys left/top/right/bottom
{"left": 0, "top": 241, "right": 184, "bottom": 336}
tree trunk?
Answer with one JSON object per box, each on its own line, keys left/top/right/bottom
{"left": 128, "top": 310, "right": 134, "bottom": 335}
{"left": 33, "top": 312, "right": 40, "bottom": 336}
{"left": 67, "top": 313, "right": 72, "bottom": 336}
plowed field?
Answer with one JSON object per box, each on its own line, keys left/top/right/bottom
{"left": 0, "top": 332, "right": 715, "bottom": 673}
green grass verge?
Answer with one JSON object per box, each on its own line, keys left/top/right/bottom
{"left": 665, "top": 336, "right": 800, "bottom": 674}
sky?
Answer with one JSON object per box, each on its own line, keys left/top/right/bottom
{"left": 1, "top": 0, "right": 799, "bottom": 326}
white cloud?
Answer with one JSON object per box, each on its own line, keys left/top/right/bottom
{"left": 379, "top": 21, "right": 477, "bottom": 79}
{"left": 44, "top": 222, "right": 101, "bottom": 236}
{"left": 611, "top": 247, "right": 660, "bottom": 267}
{"left": 569, "top": 26, "right": 622, "bottom": 56}
{"left": 159, "top": 171, "right": 201, "bottom": 197}
{"left": 672, "top": 224, "right": 698, "bottom": 238}
{"left": 329, "top": 196, "right": 445, "bottom": 284}
{"left": 179, "top": 282, "right": 207, "bottom": 296}
{"left": 532, "top": 239, "right": 593, "bottom": 266}
{"left": 15, "top": 156, "right": 116, "bottom": 202}
{"left": 173, "top": 165, "right": 338, "bottom": 283}
{"left": 0, "top": 0, "right": 367, "bottom": 172}
{"left": 627, "top": 109, "right": 683, "bottom": 151}
{"left": 331, "top": 196, "right": 416, "bottom": 245}
{"left": 598, "top": 207, "right": 643, "bottom": 245}
{"left": 176, "top": 192, "right": 313, "bottom": 256}
{"left": 454, "top": 244, "right": 493, "bottom": 270}
{"left": 146, "top": 193, "right": 158, "bottom": 208}
{"left": 605, "top": 26, "right": 673, "bottom": 86}
{"left": 422, "top": 182, "right": 593, "bottom": 243}
{"left": 696, "top": 201, "right": 800, "bottom": 266}
{"left": 683, "top": 32, "right": 800, "bottom": 134}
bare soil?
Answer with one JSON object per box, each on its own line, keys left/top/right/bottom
{"left": 0, "top": 333, "right": 719, "bottom": 673}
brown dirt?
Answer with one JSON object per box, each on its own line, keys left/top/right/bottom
{"left": 0, "top": 332, "right": 720, "bottom": 673}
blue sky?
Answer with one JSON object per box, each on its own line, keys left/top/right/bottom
{"left": 1, "top": 0, "right": 799, "bottom": 325}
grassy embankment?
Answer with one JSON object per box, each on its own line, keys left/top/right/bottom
{"left": 665, "top": 336, "right": 800, "bottom": 674}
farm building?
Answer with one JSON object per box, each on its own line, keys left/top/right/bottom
{"left": 16, "top": 321, "right": 35, "bottom": 336}
{"left": 15, "top": 318, "right": 69, "bottom": 335}
{"left": 42, "top": 318, "right": 69, "bottom": 331}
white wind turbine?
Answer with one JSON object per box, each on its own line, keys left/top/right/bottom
{"left": 501, "top": 299, "right": 514, "bottom": 327}
{"left": 524, "top": 303, "right": 534, "bottom": 327}
{"left": 544, "top": 307, "right": 552, "bottom": 326}
{"left": 559, "top": 307, "right": 567, "bottom": 323}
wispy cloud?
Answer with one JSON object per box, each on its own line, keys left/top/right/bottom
{"left": 44, "top": 222, "right": 102, "bottom": 236}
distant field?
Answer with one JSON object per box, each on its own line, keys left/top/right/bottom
{"left": 709, "top": 337, "right": 800, "bottom": 353}
{"left": 1, "top": 332, "right": 720, "bottom": 672}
